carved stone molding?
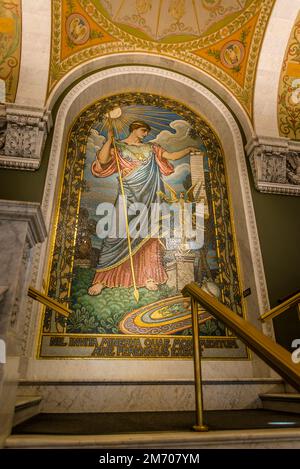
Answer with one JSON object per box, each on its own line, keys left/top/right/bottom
{"left": 0, "top": 200, "right": 47, "bottom": 247}
{"left": 0, "top": 103, "right": 52, "bottom": 171}
{"left": 246, "top": 136, "right": 300, "bottom": 196}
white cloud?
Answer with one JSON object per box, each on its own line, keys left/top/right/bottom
{"left": 151, "top": 120, "right": 197, "bottom": 151}
{"left": 90, "top": 129, "right": 106, "bottom": 145}
{"left": 165, "top": 163, "right": 190, "bottom": 183}
{"left": 86, "top": 130, "right": 106, "bottom": 161}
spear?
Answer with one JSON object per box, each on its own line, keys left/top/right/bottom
{"left": 107, "top": 114, "right": 139, "bottom": 302}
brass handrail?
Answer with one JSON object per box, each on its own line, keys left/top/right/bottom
{"left": 182, "top": 282, "right": 300, "bottom": 395}
{"left": 260, "top": 291, "right": 300, "bottom": 322}
{"left": 190, "top": 297, "right": 208, "bottom": 432}
{"left": 28, "top": 286, "right": 71, "bottom": 317}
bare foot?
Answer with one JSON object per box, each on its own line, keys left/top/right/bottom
{"left": 88, "top": 283, "right": 105, "bottom": 296}
{"left": 145, "top": 278, "right": 158, "bottom": 291}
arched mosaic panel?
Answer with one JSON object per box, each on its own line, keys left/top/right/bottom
{"left": 38, "top": 93, "right": 247, "bottom": 360}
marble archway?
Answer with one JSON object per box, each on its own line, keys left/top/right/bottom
{"left": 25, "top": 65, "right": 269, "bottom": 382}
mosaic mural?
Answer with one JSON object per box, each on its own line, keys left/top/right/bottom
{"left": 38, "top": 93, "right": 247, "bottom": 360}
{"left": 278, "top": 12, "right": 300, "bottom": 141}
{"left": 0, "top": 0, "right": 21, "bottom": 102}
{"left": 49, "top": 0, "right": 275, "bottom": 116}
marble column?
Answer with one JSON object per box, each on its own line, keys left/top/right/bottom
{"left": 0, "top": 200, "right": 47, "bottom": 447}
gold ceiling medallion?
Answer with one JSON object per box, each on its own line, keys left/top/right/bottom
{"left": 66, "top": 13, "right": 90, "bottom": 45}
{"left": 220, "top": 40, "right": 245, "bottom": 69}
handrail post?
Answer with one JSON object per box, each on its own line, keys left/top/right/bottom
{"left": 191, "top": 297, "right": 208, "bottom": 432}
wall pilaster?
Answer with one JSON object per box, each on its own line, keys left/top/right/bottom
{"left": 0, "top": 200, "right": 46, "bottom": 446}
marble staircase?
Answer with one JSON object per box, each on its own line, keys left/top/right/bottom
{"left": 260, "top": 393, "right": 300, "bottom": 414}
{"left": 15, "top": 378, "right": 286, "bottom": 414}
{"left": 7, "top": 389, "right": 300, "bottom": 448}
{"left": 5, "top": 427, "right": 300, "bottom": 449}
{"left": 13, "top": 396, "right": 42, "bottom": 427}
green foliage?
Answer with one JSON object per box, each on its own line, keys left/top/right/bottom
{"left": 90, "top": 30, "right": 104, "bottom": 39}
{"left": 67, "top": 305, "right": 99, "bottom": 333}
{"left": 68, "top": 267, "right": 177, "bottom": 334}
{"left": 66, "top": 0, "right": 75, "bottom": 13}
{"left": 200, "top": 319, "right": 225, "bottom": 336}
{"left": 207, "top": 49, "right": 221, "bottom": 61}
{"left": 240, "top": 27, "right": 251, "bottom": 46}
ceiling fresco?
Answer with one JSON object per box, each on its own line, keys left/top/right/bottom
{"left": 50, "top": 0, "right": 275, "bottom": 116}
{"left": 278, "top": 12, "right": 300, "bottom": 140}
{"left": 0, "top": 0, "right": 21, "bottom": 102}
{"left": 99, "top": 0, "right": 248, "bottom": 41}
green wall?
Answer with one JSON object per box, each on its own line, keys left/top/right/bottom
{"left": 0, "top": 71, "right": 87, "bottom": 203}
{"left": 250, "top": 178, "right": 300, "bottom": 350}
{"left": 251, "top": 188, "right": 300, "bottom": 307}
{"left": 0, "top": 127, "right": 53, "bottom": 202}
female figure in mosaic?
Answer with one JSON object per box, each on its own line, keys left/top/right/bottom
{"left": 88, "top": 120, "right": 197, "bottom": 296}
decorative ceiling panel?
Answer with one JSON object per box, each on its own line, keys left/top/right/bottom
{"left": 0, "top": 0, "right": 21, "bottom": 102}
{"left": 100, "top": 0, "right": 248, "bottom": 41}
{"left": 49, "top": 0, "right": 275, "bottom": 116}
{"left": 278, "top": 12, "right": 300, "bottom": 140}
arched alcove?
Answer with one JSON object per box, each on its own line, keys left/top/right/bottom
{"left": 46, "top": 54, "right": 255, "bottom": 142}
{"left": 25, "top": 65, "right": 270, "bottom": 386}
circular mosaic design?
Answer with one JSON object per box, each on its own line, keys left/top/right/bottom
{"left": 66, "top": 13, "right": 90, "bottom": 45}
{"left": 220, "top": 40, "right": 245, "bottom": 68}
{"left": 119, "top": 296, "right": 213, "bottom": 335}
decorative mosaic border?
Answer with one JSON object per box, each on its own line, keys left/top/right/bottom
{"left": 37, "top": 92, "right": 246, "bottom": 359}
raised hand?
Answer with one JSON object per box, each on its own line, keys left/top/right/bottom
{"left": 188, "top": 147, "right": 203, "bottom": 154}
{"left": 107, "top": 128, "right": 114, "bottom": 142}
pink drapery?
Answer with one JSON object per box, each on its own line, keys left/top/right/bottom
{"left": 91, "top": 143, "right": 173, "bottom": 288}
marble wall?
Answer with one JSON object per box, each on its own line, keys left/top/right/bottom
{"left": 15, "top": 0, "right": 51, "bottom": 107}
{"left": 17, "top": 378, "right": 284, "bottom": 413}
{"left": 0, "top": 200, "right": 46, "bottom": 447}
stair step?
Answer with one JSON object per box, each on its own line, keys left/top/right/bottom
{"left": 260, "top": 393, "right": 300, "bottom": 414}
{"left": 13, "top": 396, "right": 42, "bottom": 427}
{"left": 5, "top": 428, "right": 300, "bottom": 449}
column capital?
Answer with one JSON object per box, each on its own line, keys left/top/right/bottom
{"left": 245, "top": 136, "right": 300, "bottom": 196}
{"left": 0, "top": 104, "right": 52, "bottom": 171}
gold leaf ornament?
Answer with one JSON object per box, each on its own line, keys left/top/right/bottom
{"left": 168, "top": 0, "right": 186, "bottom": 22}
{"left": 136, "top": 0, "right": 152, "bottom": 15}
